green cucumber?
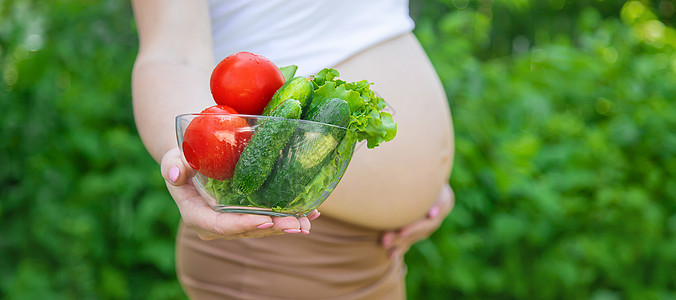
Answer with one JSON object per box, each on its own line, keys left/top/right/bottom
{"left": 232, "top": 99, "right": 302, "bottom": 195}
{"left": 262, "top": 76, "right": 314, "bottom": 116}
{"left": 304, "top": 98, "right": 351, "bottom": 128}
{"left": 257, "top": 98, "right": 352, "bottom": 207}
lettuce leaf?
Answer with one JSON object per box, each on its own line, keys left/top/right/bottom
{"left": 309, "top": 68, "right": 397, "bottom": 148}
{"left": 279, "top": 65, "right": 298, "bottom": 82}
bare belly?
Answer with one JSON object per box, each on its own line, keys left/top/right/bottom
{"left": 318, "top": 33, "right": 455, "bottom": 230}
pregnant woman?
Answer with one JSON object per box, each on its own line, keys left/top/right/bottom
{"left": 131, "top": 0, "right": 455, "bottom": 299}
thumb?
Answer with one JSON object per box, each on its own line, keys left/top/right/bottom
{"left": 160, "top": 147, "right": 194, "bottom": 186}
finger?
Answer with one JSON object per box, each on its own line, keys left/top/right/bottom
{"left": 426, "top": 184, "right": 452, "bottom": 216}
{"left": 384, "top": 185, "right": 457, "bottom": 258}
{"left": 270, "top": 216, "right": 302, "bottom": 234}
{"left": 439, "top": 184, "right": 455, "bottom": 214}
{"left": 166, "top": 182, "right": 276, "bottom": 239}
{"left": 187, "top": 208, "right": 276, "bottom": 240}
{"left": 427, "top": 204, "right": 441, "bottom": 219}
{"left": 306, "top": 210, "right": 321, "bottom": 221}
{"left": 389, "top": 244, "right": 411, "bottom": 260}
{"left": 381, "top": 230, "right": 397, "bottom": 249}
{"left": 389, "top": 247, "right": 399, "bottom": 260}
{"left": 195, "top": 225, "right": 286, "bottom": 240}
{"left": 389, "top": 248, "right": 398, "bottom": 260}
{"left": 160, "top": 147, "right": 194, "bottom": 186}
{"left": 392, "top": 219, "right": 435, "bottom": 247}
{"left": 161, "top": 150, "right": 293, "bottom": 240}
{"left": 209, "top": 212, "right": 277, "bottom": 237}
{"left": 195, "top": 213, "right": 297, "bottom": 240}
{"left": 388, "top": 210, "right": 444, "bottom": 250}
{"left": 297, "top": 216, "right": 311, "bottom": 235}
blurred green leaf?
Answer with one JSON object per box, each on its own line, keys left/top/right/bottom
{"left": 2, "top": 0, "right": 676, "bottom": 299}
{"left": 407, "top": 0, "right": 676, "bottom": 298}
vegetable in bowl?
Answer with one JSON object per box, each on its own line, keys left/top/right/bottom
{"left": 178, "top": 51, "right": 397, "bottom": 217}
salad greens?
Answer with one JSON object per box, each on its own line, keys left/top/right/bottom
{"left": 202, "top": 67, "right": 396, "bottom": 215}
{"left": 309, "top": 68, "right": 397, "bottom": 149}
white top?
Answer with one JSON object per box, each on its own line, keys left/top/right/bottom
{"left": 208, "top": 0, "right": 414, "bottom": 76}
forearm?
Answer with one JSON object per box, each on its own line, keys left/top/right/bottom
{"left": 132, "top": 58, "right": 214, "bottom": 162}
{"left": 130, "top": 0, "right": 215, "bottom": 163}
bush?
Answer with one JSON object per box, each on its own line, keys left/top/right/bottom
{"left": 1, "top": 0, "right": 675, "bottom": 299}
{"left": 406, "top": 1, "right": 676, "bottom": 299}
{"left": 0, "top": 2, "right": 184, "bottom": 299}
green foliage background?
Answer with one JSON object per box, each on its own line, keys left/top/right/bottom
{"left": 1, "top": 0, "right": 675, "bottom": 299}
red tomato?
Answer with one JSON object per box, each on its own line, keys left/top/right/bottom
{"left": 210, "top": 51, "right": 285, "bottom": 115}
{"left": 182, "top": 105, "right": 253, "bottom": 180}
{"left": 200, "top": 104, "right": 239, "bottom": 115}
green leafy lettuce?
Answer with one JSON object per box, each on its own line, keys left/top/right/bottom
{"left": 309, "top": 68, "right": 397, "bottom": 149}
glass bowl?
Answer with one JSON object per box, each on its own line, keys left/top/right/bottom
{"left": 176, "top": 113, "right": 356, "bottom": 217}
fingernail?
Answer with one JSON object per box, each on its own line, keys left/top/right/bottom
{"left": 257, "top": 222, "right": 274, "bottom": 229}
{"left": 301, "top": 229, "right": 310, "bottom": 235}
{"left": 382, "top": 234, "right": 392, "bottom": 248}
{"left": 428, "top": 205, "right": 440, "bottom": 219}
{"left": 308, "top": 211, "right": 321, "bottom": 221}
{"left": 283, "top": 229, "right": 301, "bottom": 234}
{"left": 169, "top": 166, "right": 180, "bottom": 183}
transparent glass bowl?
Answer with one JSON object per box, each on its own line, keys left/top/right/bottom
{"left": 176, "top": 113, "right": 356, "bottom": 217}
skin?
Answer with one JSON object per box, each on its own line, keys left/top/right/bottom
{"left": 381, "top": 184, "right": 455, "bottom": 259}
{"left": 319, "top": 32, "right": 455, "bottom": 229}
{"left": 131, "top": 0, "right": 313, "bottom": 239}
{"left": 130, "top": 0, "right": 454, "bottom": 253}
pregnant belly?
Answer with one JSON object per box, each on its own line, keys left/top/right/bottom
{"left": 318, "top": 33, "right": 454, "bottom": 230}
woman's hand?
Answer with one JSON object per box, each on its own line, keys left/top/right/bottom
{"left": 380, "top": 184, "right": 454, "bottom": 259}
{"left": 160, "top": 147, "right": 319, "bottom": 240}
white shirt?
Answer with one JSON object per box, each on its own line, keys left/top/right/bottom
{"left": 209, "top": 0, "right": 414, "bottom": 76}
